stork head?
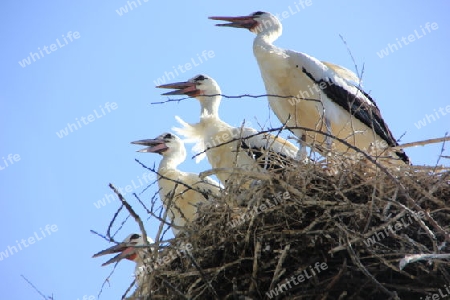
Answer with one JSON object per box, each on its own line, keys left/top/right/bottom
{"left": 156, "top": 74, "right": 221, "bottom": 98}
{"left": 209, "top": 11, "right": 281, "bottom": 36}
{"left": 131, "top": 132, "right": 186, "bottom": 160}
{"left": 92, "top": 233, "right": 153, "bottom": 266}
{"left": 157, "top": 75, "right": 222, "bottom": 117}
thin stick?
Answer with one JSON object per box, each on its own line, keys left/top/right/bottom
{"left": 269, "top": 244, "right": 290, "bottom": 291}
{"left": 392, "top": 136, "right": 450, "bottom": 150}
{"left": 108, "top": 183, "right": 149, "bottom": 253}
{"left": 20, "top": 275, "right": 50, "bottom": 300}
{"left": 249, "top": 239, "right": 262, "bottom": 293}
{"left": 106, "top": 204, "right": 124, "bottom": 240}
{"left": 151, "top": 93, "right": 321, "bottom": 105}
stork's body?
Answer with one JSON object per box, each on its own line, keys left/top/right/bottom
{"left": 210, "top": 12, "right": 409, "bottom": 165}
{"left": 132, "top": 133, "right": 221, "bottom": 235}
{"left": 157, "top": 75, "right": 300, "bottom": 185}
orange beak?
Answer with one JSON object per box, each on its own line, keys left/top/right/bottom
{"left": 92, "top": 242, "right": 138, "bottom": 266}
{"left": 131, "top": 136, "right": 168, "bottom": 154}
{"left": 209, "top": 15, "right": 258, "bottom": 30}
{"left": 156, "top": 81, "right": 200, "bottom": 97}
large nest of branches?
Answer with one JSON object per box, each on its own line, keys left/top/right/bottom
{"left": 126, "top": 148, "right": 450, "bottom": 300}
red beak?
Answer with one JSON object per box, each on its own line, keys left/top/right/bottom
{"left": 209, "top": 15, "right": 258, "bottom": 30}
{"left": 156, "top": 81, "right": 200, "bottom": 97}
{"left": 92, "top": 242, "right": 138, "bottom": 266}
{"left": 131, "top": 137, "right": 168, "bottom": 154}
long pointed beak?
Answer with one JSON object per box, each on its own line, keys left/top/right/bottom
{"left": 209, "top": 16, "right": 257, "bottom": 29}
{"left": 156, "top": 81, "right": 200, "bottom": 97}
{"left": 131, "top": 138, "right": 168, "bottom": 153}
{"left": 92, "top": 243, "right": 137, "bottom": 266}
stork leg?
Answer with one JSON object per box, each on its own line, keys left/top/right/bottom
{"left": 323, "top": 117, "right": 339, "bottom": 175}
{"left": 296, "top": 133, "right": 308, "bottom": 162}
{"left": 325, "top": 117, "right": 333, "bottom": 150}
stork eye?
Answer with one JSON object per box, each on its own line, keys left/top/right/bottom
{"left": 130, "top": 234, "right": 141, "bottom": 240}
{"left": 164, "top": 133, "right": 173, "bottom": 139}
{"left": 194, "top": 75, "right": 206, "bottom": 81}
{"left": 252, "top": 11, "right": 265, "bottom": 16}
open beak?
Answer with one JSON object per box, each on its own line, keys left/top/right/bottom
{"left": 156, "top": 81, "right": 200, "bottom": 97}
{"left": 92, "top": 242, "right": 138, "bottom": 266}
{"left": 209, "top": 15, "right": 258, "bottom": 30}
{"left": 131, "top": 137, "right": 168, "bottom": 154}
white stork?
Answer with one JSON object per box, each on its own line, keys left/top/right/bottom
{"left": 132, "top": 133, "right": 221, "bottom": 235}
{"left": 93, "top": 233, "right": 152, "bottom": 267}
{"left": 156, "top": 74, "right": 300, "bottom": 186}
{"left": 92, "top": 233, "right": 153, "bottom": 286}
{"left": 210, "top": 12, "right": 409, "bottom": 165}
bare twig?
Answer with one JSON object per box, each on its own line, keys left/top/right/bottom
{"left": 135, "top": 159, "right": 219, "bottom": 201}
{"left": 392, "top": 136, "right": 450, "bottom": 150}
{"left": 338, "top": 34, "right": 364, "bottom": 83}
{"left": 106, "top": 204, "right": 124, "bottom": 240}
{"left": 108, "top": 183, "right": 149, "bottom": 254}
{"left": 21, "top": 275, "right": 51, "bottom": 300}
{"left": 97, "top": 265, "right": 119, "bottom": 299}
{"left": 269, "top": 244, "right": 290, "bottom": 291}
{"left": 399, "top": 253, "right": 450, "bottom": 270}
{"left": 120, "top": 279, "right": 136, "bottom": 300}
{"left": 249, "top": 239, "right": 262, "bottom": 293}
{"left": 433, "top": 132, "right": 448, "bottom": 172}
{"left": 151, "top": 93, "right": 321, "bottom": 105}
{"left": 186, "top": 251, "right": 219, "bottom": 299}
{"left": 160, "top": 277, "right": 190, "bottom": 300}
{"left": 346, "top": 242, "right": 398, "bottom": 299}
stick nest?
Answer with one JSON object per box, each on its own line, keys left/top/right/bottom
{"left": 128, "top": 157, "right": 450, "bottom": 300}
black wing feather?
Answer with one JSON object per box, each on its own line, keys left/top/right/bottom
{"left": 302, "top": 67, "right": 409, "bottom": 164}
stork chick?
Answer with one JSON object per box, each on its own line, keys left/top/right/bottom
{"left": 157, "top": 74, "right": 301, "bottom": 186}
{"left": 132, "top": 133, "right": 221, "bottom": 235}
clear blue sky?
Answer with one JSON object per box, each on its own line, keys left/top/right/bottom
{"left": 1, "top": 1, "right": 449, "bottom": 299}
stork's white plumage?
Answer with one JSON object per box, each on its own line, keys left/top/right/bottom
{"left": 210, "top": 12, "right": 409, "bottom": 165}
{"left": 92, "top": 233, "right": 153, "bottom": 286}
{"left": 157, "top": 74, "right": 300, "bottom": 185}
{"left": 132, "top": 133, "right": 221, "bottom": 235}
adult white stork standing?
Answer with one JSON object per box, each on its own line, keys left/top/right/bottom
{"left": 209, "top": 12, "right": 409, "bottom": 165}
{"left": 132, "top": 133, "right": 221, "bottom": 235}
{"left": 157, "top": 74, "right": 300, "bottom": 186}
{"left": 92, "top": 233, "right": 153, "bottom": 287}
